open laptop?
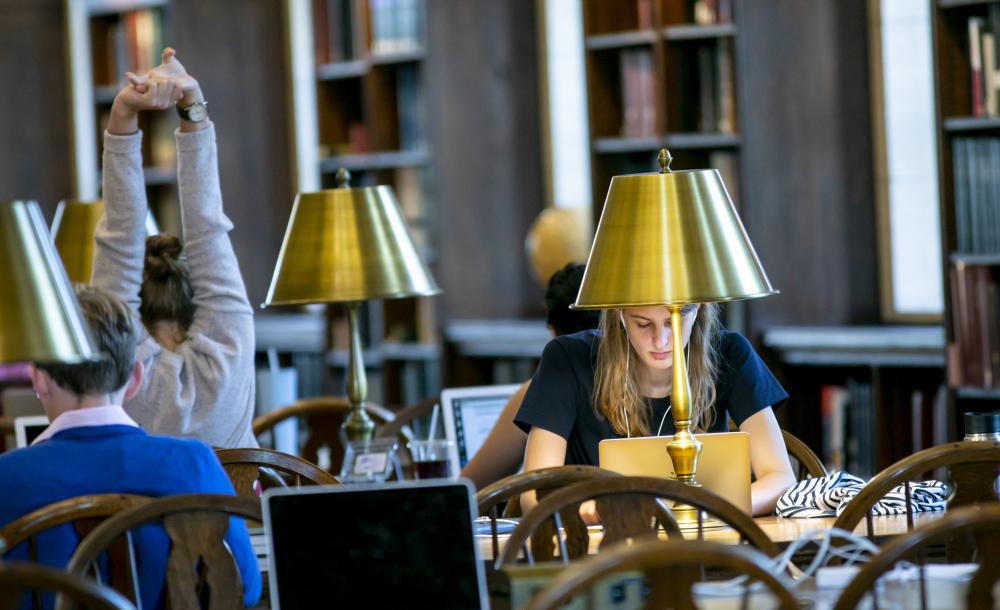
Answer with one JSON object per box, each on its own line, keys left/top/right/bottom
{"left": 14, "top": 415, "right": 50, "bottom": 448}
{"left": 441, "top": 383, "right": 521, "bottom": 475}
{"left": 598, "top": 431, "right": 753, "bottom": 514}
{"left": 263, "top": 479, "right": 488, "bottom": 610}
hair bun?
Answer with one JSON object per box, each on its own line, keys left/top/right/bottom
{"left": 143, "top": 234, "right": 186, "bottom": 281}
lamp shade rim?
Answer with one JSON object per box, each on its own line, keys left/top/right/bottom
{"left": 262, "top": 288, "right": 443, "bottom": 308}
{"left": 570, "top": 289, "right": 780, "bottom": 310}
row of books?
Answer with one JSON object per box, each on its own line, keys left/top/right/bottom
{"left": 821, "top": 381, "right": 874, "bottom": 476}
{"left": 370, "top": 0, "right": 424, "bottom": 55}
{"left": 820, "top": 382, "right": 949, "bottom": 477}
{"left": 694, "top": 39, "right": 736, "bottom": 133}
{"left": 313, "top": 0, "right": 422, "bottom": 65}
{"left": 619, "top": 48, "right": 656, "bottom": 138}
{"left": 92, "top": 9, "right": 164, "bottom": 88}
{"left": 617, "top": 41, "right": 736, "bottom": 137}
{"left": 967, "top": 7, "right": 1000, "bottom": 118}
{"left": 949, "top": 262, "right": 1000, "bottom": 389}
{"left": 952, "top": 136, "right": 1000, "bottom": 254}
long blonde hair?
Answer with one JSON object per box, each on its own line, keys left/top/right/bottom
{"left": 593, "top": 304, "right": 722, "bottom": 436}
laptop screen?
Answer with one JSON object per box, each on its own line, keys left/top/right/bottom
{"left": 442, "top": 384, "right": 520, "bottom": 472}
{"left": 264, "top": 481, "right": 487, "bottom": 610}
{"left": 14, "top": 416, "right": 50, "bottom": 449}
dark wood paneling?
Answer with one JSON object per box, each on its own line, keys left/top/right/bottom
{"left": 164, "top": 0, "right": 293, "bottom": 306}
{"left": 425, "top": 0, "right": 545, "bottom": 319}
{"left": 0, "top": 0, "right": 72, "bottom": 219}
{"left": 739, "top": 0, "right": 879, "bottom": 333}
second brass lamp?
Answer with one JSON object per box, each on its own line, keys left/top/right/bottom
{"left": 263, "top": 170, "right": 440, "bottom": 441}
{"left": 573, "top": 150, "right": 776, "bottom": 487}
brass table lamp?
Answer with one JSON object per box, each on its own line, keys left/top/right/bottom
{"left": 51, "top": 199, "right": 160, "bottom": 284}
{"left": 0, "top": 200, "right": 97, "bottom": 364}
{"left": 573, "top": 150, "right": 776, "bottom": 489}
{"left": 262, "top": 170, "right": 440, "bottom": 441}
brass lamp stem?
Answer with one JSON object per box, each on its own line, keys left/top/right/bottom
{"left": 342, "top": 302, "right": 375, "bottom": 441}
{"left": 665, "top": 303, "right": 702, "bottom": 485}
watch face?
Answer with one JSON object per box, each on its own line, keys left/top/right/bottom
{"left": 185, "top": 103, "right": 208, "bottom": 122}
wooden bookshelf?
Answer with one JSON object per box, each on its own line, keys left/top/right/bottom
{"left": 932, "top": 0, "right": 1000, "bottom": 426}
{"left": 581, "top": 0, "right": 742, "bottom": 219}
{"left": 65, "top": 0, "right": 181, "bottom": 235}
{"left": 285, "top": 0, "right": 440, "bottom": 406}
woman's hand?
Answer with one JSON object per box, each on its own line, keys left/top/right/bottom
{"left": 107, "top": 77, "right": 183, "bottom": 135}
{"left": 128, "top": 47, "right": 202, "bottom": 107}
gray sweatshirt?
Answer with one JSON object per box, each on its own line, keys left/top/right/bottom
{"left": 92, "top": 123, "right": 258, "bottom": 448}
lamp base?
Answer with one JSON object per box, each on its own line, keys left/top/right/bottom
{"left": 342, "top": 405, "right": 375, "bottom": 442}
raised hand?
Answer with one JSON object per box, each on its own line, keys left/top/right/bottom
{"left": 127, "top": 47, "right": 201, "bottom": 106}
{"left": 108, "top": 77, "right": 184, "bottom": 135}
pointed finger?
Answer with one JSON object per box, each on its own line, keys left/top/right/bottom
{"left": 161, "top": 47, "right": 176, "bottom": 63}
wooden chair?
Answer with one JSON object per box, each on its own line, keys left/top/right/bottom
{"left": 477, "top": 466, "right": 622, "bottom": 561}
{"left": 497, "top": 476, "right": 780, "bottom": 568}
{"left": 214, "top": 447, "right": 338, "bottom": 500}
{"left": 65, "top": 494, "right": 261, "bottom": 610}
{"left": 0, "top": 494, "right": 151, "bottom": 558}
{"left": 252, "top": 396, "right": 395, "bottom": 472}
{"left": 0, "top": 494, "right": 152, "bottom": 608}
{"left": 0, "top": 561, "right": 136, "bottom": 610}
{"left": 832, "top": 441, "right": 1000, "bottom": 541}
{"left": 521, "top": 539, "right": 798, "bottom": 610}
{"left": 782, "top": 429, "right": 828, "bottom": 479}
{"left": 835, "top": 504, "right": 1000, "bottom": 610}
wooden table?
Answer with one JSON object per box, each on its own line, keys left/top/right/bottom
{"left": 478, "top": 511, "right": 946, "bottom": 561}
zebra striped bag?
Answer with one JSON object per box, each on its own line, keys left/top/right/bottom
{"left": 775, "top": 471, "right": 948, "bottom": 518}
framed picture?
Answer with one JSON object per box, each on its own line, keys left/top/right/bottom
{"left": 339, "top": 438, "right": 400, "bottom": 484}
{"left": 868, "top": 0, "right": 944, "bottom": 322}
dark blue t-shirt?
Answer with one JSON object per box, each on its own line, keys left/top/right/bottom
{"left": 514, "top": 329, "right": 788, "bottom": 466}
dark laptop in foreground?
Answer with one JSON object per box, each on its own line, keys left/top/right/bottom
{"left": 263, "top": 479, "right": 488, "bottom": 610}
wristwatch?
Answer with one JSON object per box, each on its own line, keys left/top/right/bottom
{"left": 177, "top": 100, "right": 209, "bottom": 123}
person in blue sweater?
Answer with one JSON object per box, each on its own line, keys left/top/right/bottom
{"left": 0, "top": 286, "right": 261, "bottom": 609}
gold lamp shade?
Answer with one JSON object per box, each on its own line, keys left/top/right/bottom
{"left": 263, "top": 173, "right": 440, "bottom": 442}
{"left": 574, "top": 153, "right": 776, "bottom": 309}
{"left": 52, "top": 200, "right": 161, "bottom": 284}
{"left": 0, "top": 201, "right": 97, "bottom": 364}
{"left": 263, "top": 183, "right": 440, "bottom": 306}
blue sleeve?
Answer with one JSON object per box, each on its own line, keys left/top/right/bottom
{"left": 718, "top": 332, "right": 788, "bottom": 427}
{"left": 514, "top": 338, "right": 584, "bottom": 439}
{"left": 191, "top": 444, "right": 262, "bottom": 607}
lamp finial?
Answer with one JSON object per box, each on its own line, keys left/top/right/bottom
{"left": 658, "top": 149, "right": 673, "bottom": 174}
{"left": 335, "top": 168, "right": 351, "bottom": 188}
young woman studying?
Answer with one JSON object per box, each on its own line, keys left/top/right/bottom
{"left": 514, "top": 303, "right": 796, "bottom": 516}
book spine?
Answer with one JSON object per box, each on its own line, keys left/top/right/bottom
{"left": 970, "top": 17, "right": 985, "bottom": 117}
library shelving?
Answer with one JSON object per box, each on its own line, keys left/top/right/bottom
{"left": 65, "top": 0, "right": 180, "bottom": 234}
{"left": 581, "top": 0, "right": 742, "bottom": 218}
{"left": 932, "top": 0, "right": 1000, "bottom": 428}
{"left": 285, "top": 0, "right": 439, "bottom": 407}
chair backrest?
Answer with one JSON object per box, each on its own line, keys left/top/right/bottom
{"left": 476, "top": 466, "right": 622, "bottom": 562}
{"left": 252, "top": 396, "right": 395, "bottom": 471}
{"left": 521, "top": 539, "right": 799, "bottom": 610}
{"left": 214, "top": 448, "right": 339, "bottom": 500}
{"left": 835, "top": 504, "right": 1000, "bottom": 610}
{"left": 0, "top": 494, "right": 152, "bottom": 608}
{"left": 0, "top": 494, "right": 152, "bottom": 557}
{"left": 0, "top": 561, "right": 136, "bottom": 610}
{"left": 498, "top": 476, "right": 779, "bottom": 567}
{"left": 65, "top": 494, "right": 261, "bottom": 610}
{"left": 832, "top": 441, "right": 1000, "bottom": 539}
{"left": 782, "top": 429, "right": 827, "bottom": 479}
